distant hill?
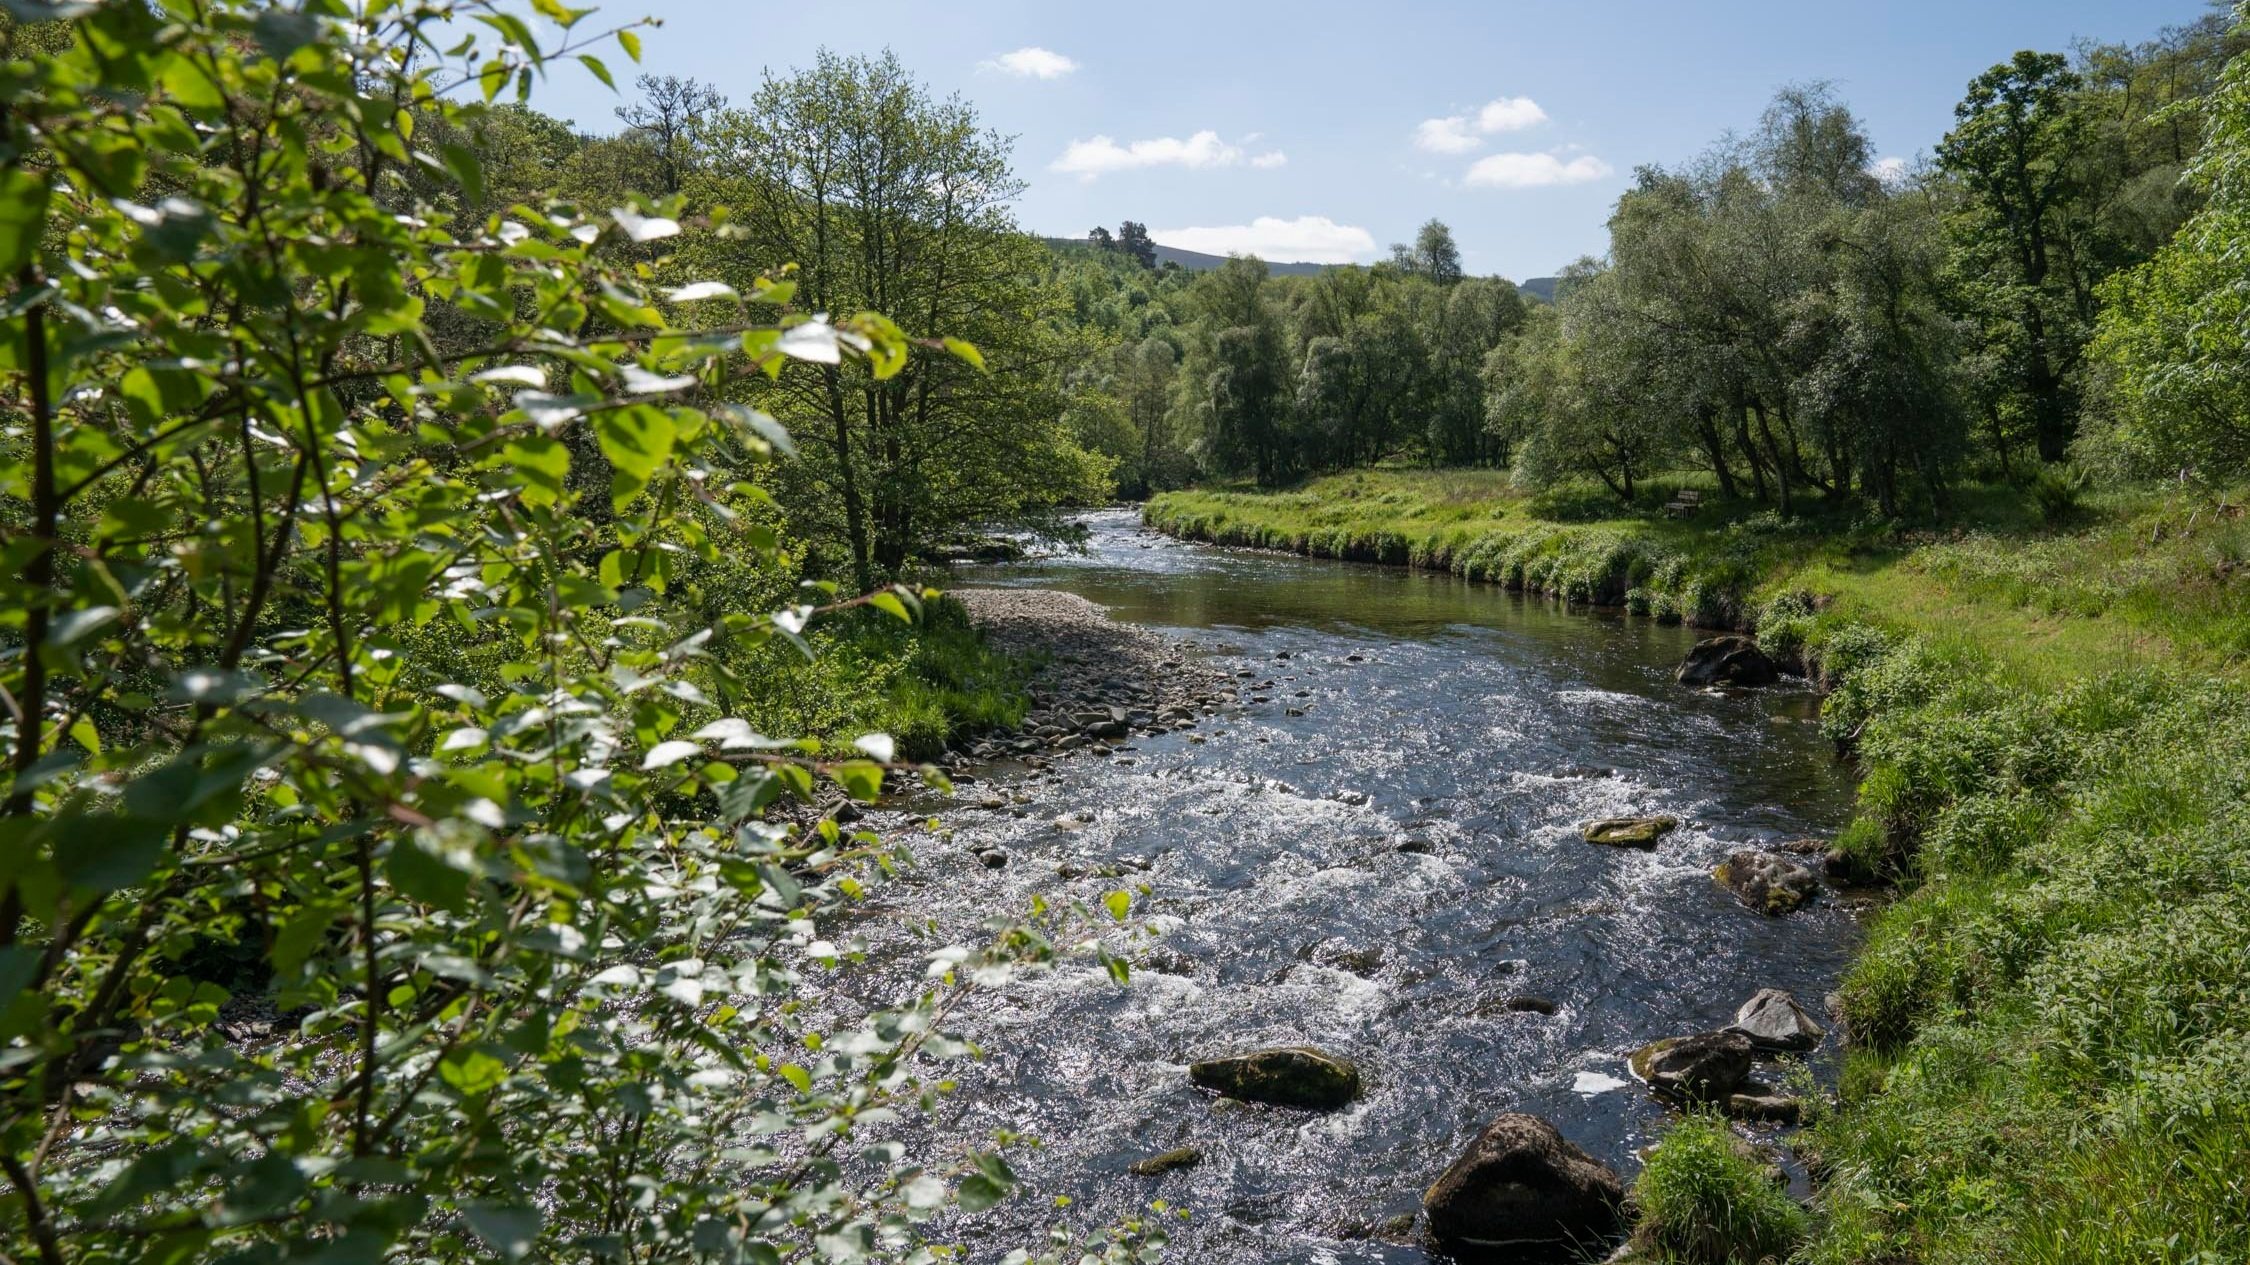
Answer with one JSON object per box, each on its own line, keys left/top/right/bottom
{"left": 1042, "top": 235, "right": 1332, "bottom": 276}
{"left": 1148, "top": 243, "right": 1331, "bottom": 277}
{"left": 1045, "top": 235, "right": 1556, "bottom": 293}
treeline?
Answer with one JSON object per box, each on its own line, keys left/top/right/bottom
{"left": 1498, "top": 12, "right": 2250, "bottom": 514}
{"left": 1062, "top": 8, "right": 2250, "bottom": 511}
{"left": 1052, "top": 219, "right": 1533, "bottom": 494}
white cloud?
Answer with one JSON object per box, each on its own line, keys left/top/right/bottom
{"left": 988, "top": 47, "right": 1077, "bottom": 79}
{"left": 1476, "top": 96, "right": 1548, "bottom": 133}
{"left": 1250, "top": 150, "right": 1288, "bottom": 169}
{"left": 1051, "top": 130, "right": 1243, "bottom": 179}
{"left": 1414, "top": 95, "right": 1549, "bottom": 153}
{"left": 1868, "top": 155, "right": 1910, "bottom": 184}
{"left": 1463, "top": 151, "right": 1614, "bottom": 189}
{"left": 1414, "top": 116, "right": 1482, "bottom": 154}
{"left": 1151, "top": 215, "right": 1377, "bottom": 264}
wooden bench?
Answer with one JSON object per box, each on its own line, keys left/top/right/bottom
{"left": 1663, "top": 489, "right": 1703, "bottom": 518}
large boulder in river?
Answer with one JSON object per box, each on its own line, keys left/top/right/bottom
{"left": 1726, "top": 988, "right": 1826, "bottom": 1052}
{"left": 1422, "top": 1113, "right": 1627, "bottom": 1260}
{"left": 1580, "top": 816, "right": 1679, "bottom": 848}
{"left": 1187, "top": 1047, "right": 1360, "bottom": 1110}
{"left": 1676, "top": 635, "right": 1779, "bottom": 688}
{"left": 1715, "top": 850, "right": 1820, "bottom": 915}
{"left": 1629, "top": 1031, "right": 1754, "bottom": 1101}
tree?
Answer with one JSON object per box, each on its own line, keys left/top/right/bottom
{"left": 1939, "top": 51, "right": 2094, "bottom": 462}
{"left": 2091, "top": 15, "right": 2250, "bottom": 480}
{"left": 699, "top": 51, "right": 1109, "bottom": 589}
{"left": 0, "top": 6, "right": 1160, "bottom": 1262}
{"left": 615, "top": 73, "right": 725, "bottom": 194}
{"left": 1392, "top": 218, "right": 1465, "bottom": 286}
{"left": 1116, "top": 220, "right": 1158, "bottom": 269}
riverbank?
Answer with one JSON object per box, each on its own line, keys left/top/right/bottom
{"left": 948, "top": 587, "right": 1237, "bottom": 760}
{"left": 1147, "top": 473, "right": 2250, "bottom": 1263}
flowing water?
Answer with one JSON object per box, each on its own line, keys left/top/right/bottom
{"left": 877, "top": 509, "right": 1858, "bottom": 1262}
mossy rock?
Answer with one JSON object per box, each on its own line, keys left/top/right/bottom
{"left": 1128, "top": 1146, "right": 1203, "bottom": 1176}
{"left": 1188, "top": 1046, "right": 1361, "bottom": 1110}
{"left": 1629, "top": 1031, "right": 1753, "bottom": 1102}
{"left": 1714, "top": 851, "right": 1819, "bottom": 915}
{"left": 1581, "top": 816, "right": 1680, "bottom": 848}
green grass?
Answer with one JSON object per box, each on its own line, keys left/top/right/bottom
{"left": 727, "top": 597, "right": 1031, "bottom": 761}
{"left": 1146, "top": 470, "right": 2250, "bottom": 687}
{"left": 1632, "top": 1114, "right": 1810, "bottom": 1264}
{"left": 1150, "top": 468, "right": 2250, "bottom": 1264}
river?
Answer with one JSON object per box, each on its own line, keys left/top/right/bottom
{"left": 886, "top": 508, "right": 1858, "bottom": 1262}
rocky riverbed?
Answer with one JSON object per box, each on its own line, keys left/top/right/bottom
{"left": 868, "top": 512, "right": 1861, "bottom": 1263}
{"left": 949, "top": 587, "right": 1238, "bottom": 759}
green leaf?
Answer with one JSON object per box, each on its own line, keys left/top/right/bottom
{"left": 617, "top": 28, "right": 641, "bottom": 62}
{"left": 942, "top": 336, "right": 986, "bottom": 371}
{"left": 0, "top": 168, "right": 50, "bottom": 276}
{"left": 777, "top": 1063, "right": 811, "bottom": 1092}
{"left": 576, "top": 54, "right": 614, "bottom": 90}
{"left": 440, "top": 1048, "right": 510, "bottom": 1096}
{"left": 832, "top": 760, "right": 884, "bottom": 803}
{"left": 1104, "top": 891, "right": 1131, "bottom": 922}
{"left": 50, "top": 814, "right": 168, "bottom": 892}
{"left": 501, "top": 435, "right": 569, "bottom": 508}
{"left": 955, "top": 1173, "right": 1009, "bottom": 1213}
{"left": 595, "top": 405, "right": 677, "bottom": 509}
{"left": 461, "top": 1201, "right": 540, "bottom": 1261}
{"left": 442, "top": 142, "right": 487, "bottom": 207}
{"left": 386, "top": 835, "right": 474, "bottom": 912}
{"left": 868, "top": 591, "right": 911, "bottom": 622}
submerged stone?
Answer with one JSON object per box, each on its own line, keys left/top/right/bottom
{"left": 1422, "top": 1113, "right": 1627, "bottom": 1260}
{"left": 1187, "top": 1046, "right": 1361, "bottom": 1110}
{"left": 1580, "top": 816, "right": 1680, "bottom": 848}
{"left": 1724, "top": 1082, "right": 1802, "bottom": 1124}
{"left": 1128, "top": 1146, "right": 1203, "bottom": 1176}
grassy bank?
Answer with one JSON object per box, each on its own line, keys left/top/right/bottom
{"left": 751, "top": 596, "right": 1034, "bottom": 760}
{"left": 1149, "top": 470, "right": 2250, "bottom": 1263}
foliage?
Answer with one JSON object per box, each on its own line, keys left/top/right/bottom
{"left": 2088, "top": 5, "right": 2250, "bottom": 481}
{"left": 1811, "top": 660, "right": 2250, "bottom": 1263}
{"left": 1630, "top": 1115, "right": 1808, "bottom": 1265}
{"left": 686, "top": 51, "right": 1112, "bottom": 589}
{"left": 0, "top": 5, "right": 1149, "bottom": 1263}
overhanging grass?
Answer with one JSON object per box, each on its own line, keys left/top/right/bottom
{"left": 1146, "top": 470, "right": 2250, "bottom": 687}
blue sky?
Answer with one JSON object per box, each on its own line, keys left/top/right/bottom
{"left": 529, "top": 0, "right": 2215, "bottom": 280}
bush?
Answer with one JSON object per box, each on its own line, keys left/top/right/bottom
{"left": 0, "top": 7, "right": 1149, "bottom": 1262}
{"left": 1631, "top": 1115, "right": 1810, "bottom": 1264}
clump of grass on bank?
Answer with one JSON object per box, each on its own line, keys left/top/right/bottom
{"left": 1805, "top": 654, "right": 2250, "bottom": 1264}
{"left": 1631, "top": 1115, "right": 1808, "bottom": 1264}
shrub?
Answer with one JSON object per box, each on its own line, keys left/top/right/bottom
{"left": 0, "top": 6, "right": 1150, "bottom": 1262}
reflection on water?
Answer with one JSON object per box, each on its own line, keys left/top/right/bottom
{"left": 887, "top": 509, "right": 1856, "bottom": 1262}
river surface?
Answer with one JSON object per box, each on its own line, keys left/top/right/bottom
{"left": 884, "top": 509, "right": 1858, "bottom": 1262}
